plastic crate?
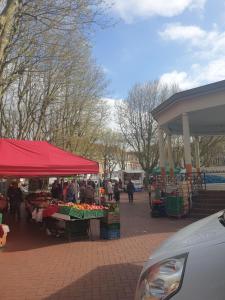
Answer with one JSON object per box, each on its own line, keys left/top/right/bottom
{"left": 0, "top": 213, "right": 2, "bottom": 224}
{"left": 102, "top": 212, "right": 120, "bottom": 224}
{"left": 100, "top": 227, "right": 120, "bottom": 240}
{"left": 166, "top": 196, "right": 184, "bottom": 216}
{"left": 65, "top": 220, "right": 89, "bottom": 239}
{"left": 100, "top": 222, "right": 120, "bottom": 231}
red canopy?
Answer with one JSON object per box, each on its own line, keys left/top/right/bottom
{"left": 0, "top": 139, "right": 99, "bottom": 177}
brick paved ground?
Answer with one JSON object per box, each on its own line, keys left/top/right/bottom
{"left": 0, "top": 192, "right": 195, "bottom": 300}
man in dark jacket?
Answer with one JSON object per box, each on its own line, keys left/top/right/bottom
{"left": 51, "top": 180, "right": 62, "bottom": 199}
{"left": 7, "top": 182, "right": 23, "bottom": 221}
{"left": 127, "top": 180, "right": 135, "bottom": 203}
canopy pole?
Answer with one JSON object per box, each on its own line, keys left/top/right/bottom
{"left": 182, "top": 113, "right": 192, "bottom": 175}
{"left": 158, "top": 126, "right": 166, "bottom": 177}
{"left": 194, "top": 137, "right": 201, "bottom": 173}
{"left": 167, "top": 134, "right": 174, "bottom": 177}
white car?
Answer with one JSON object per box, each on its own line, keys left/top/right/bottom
{"left": 135, "top": 210, "right": 225, "bottom": 300}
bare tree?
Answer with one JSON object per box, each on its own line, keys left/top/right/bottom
{"left": 197, "top": 136, "right": 225, "bottom": 167}
{"left": 97, "top": 129, "right": 121, "bottom": 179}
{"left": 0, "top": 0, "right": 110, "bottom": 159}
{"left": 117, "top": 80, "right": 177, "bottom": 175}
{"left": 115, "top": 133, "right": 128, "bottom": 170}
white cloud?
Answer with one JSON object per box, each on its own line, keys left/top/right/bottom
{"left": 160, "top": 70, "right": 197, "bottom": 90}
{"left": 160, "top": 23, "right": 225, "bottom": 59}
{"left": 105, "top": 0, "right": 206, "bottom": 22}
{"left": 160, "top": 57, "right": 225, "bottom": 91}
{"left": 102, "top": 97, "right": 122, "bottom": 130}
{"left": 196, "top": 58, "right": 225, "bottom": 82}
{"left": 159, "top": 22, "right": 225, "bottom": 91}
{"left": 160, "top": 23, "right": 206, "bottom": 41}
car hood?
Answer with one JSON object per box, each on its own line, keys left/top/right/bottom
{"left": 150, "top": 211, "right": 225, "bottom": 261}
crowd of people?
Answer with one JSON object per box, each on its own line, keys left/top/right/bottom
{"left": 51, "top": 179, "right": 96, "bottom": 204}
{"left": 51, "top": 178, "right": 136, "bottom": 204}
{"left": 102, "top": 178, "right": 135, "bottom": 203}
{"left": 0, "top": 177, "right": 137, "bottom": 223}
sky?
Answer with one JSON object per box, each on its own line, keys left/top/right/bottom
{"left": 93, "top": 0, "right": 225, "bottom": 101}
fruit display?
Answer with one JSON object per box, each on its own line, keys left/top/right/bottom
{"left": 58, "top": 203, "right": 108, "bottom": 219}
{"left": 73, "top": 204, "right": 106, "bottom": 210}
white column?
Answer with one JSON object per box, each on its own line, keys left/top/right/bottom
{"left": 158, "top": 126, "right": 166, "bottom": 176}
{"left": 167, "top": 134, "right": 174, "bottom": 176}
{"left": 182, "top": 113, "right": 192, "bottom": 174}
{"left": 194, "top": 136, "right": 200, "bottom": 173}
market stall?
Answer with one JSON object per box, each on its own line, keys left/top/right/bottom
{"left": 0, "top": 139, "right": 120, "bottom": 243}
{"left": 149, "top": 175, "right": 191, "bottom": 218}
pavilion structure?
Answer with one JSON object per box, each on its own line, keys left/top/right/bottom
{"left": 152, "top": 79, "right": 225, "bottom": 176}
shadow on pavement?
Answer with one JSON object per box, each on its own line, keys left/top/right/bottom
{"left": 44, "top": 263, "right": 142, "bottom": 300}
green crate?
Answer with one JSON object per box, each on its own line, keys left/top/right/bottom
{"left": 166, "top": 196, "right": 184, "bottom": 216}
{"left": 83, "top": 209, "right": 104, "bottom": 219}
{"left": 0, "top": 213, "right": 2, "bottom": 224}
{"left": 94, "top": 210, "right": 104, "bottom": 218}
{"left": 69, "top": 208, "right": 104, "bottom": 219}
{"left": 59, "top": 206, "right": 71, "bottom": 215}
{"left": 69, "top": 207, "right": 84, "bottom": 219}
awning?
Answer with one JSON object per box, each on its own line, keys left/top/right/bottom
{"left": 152, "top": 166, "right": 181, "bottom": 175}
{"left": 0, "top": 139, "right": 99, "bottom": 177}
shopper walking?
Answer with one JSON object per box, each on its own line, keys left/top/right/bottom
{"left": 127, "top": 179, "right": 135, "bottom": 203}
{"left": 7, "top": 182, "right": 23, "bottom": 221}
{"left": 107, "top": 180, "right": 113, "bottom": 201}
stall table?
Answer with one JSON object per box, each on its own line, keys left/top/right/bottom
{"left": 50, "top": 212, "right": 102, "bottom": 241}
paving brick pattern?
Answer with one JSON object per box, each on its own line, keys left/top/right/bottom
{"left": 0, "top": 192, "right": 194, "bottom": 300}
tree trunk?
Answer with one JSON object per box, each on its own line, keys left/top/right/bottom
{"left": 0, "top": 0, "right": 22, "bottom": 74}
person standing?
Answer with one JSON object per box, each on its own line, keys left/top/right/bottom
{"left": 107, "top": 180, "right": 113, "bottom": 201}
{"left": 118, "top": 178, "right": 123, "bottom": 190}
{"left": 127, "top": 179, "right": 135, "bottom": 203}
{"left": 85, "top": 183, "right": 95, "bottom": 204}
{"left": 113, "top": 181, "right": 120, "bottom": 202}
{"left": 62, "top": 182, "right": 69, "bottom": 202}
{"left": 51, "top": 180, "right": 62, "bottom": 199}
{"left": 66, "top": 181, "right": 76, "bottom": 202}
{"left": 7, "top": 182, "right": 23, "bottom": 221}
{"left": 72, "top": 179, "right": 79, "bottom": 201}
{"left": 79, "top": 181, "right": 86, "bottom": 203}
